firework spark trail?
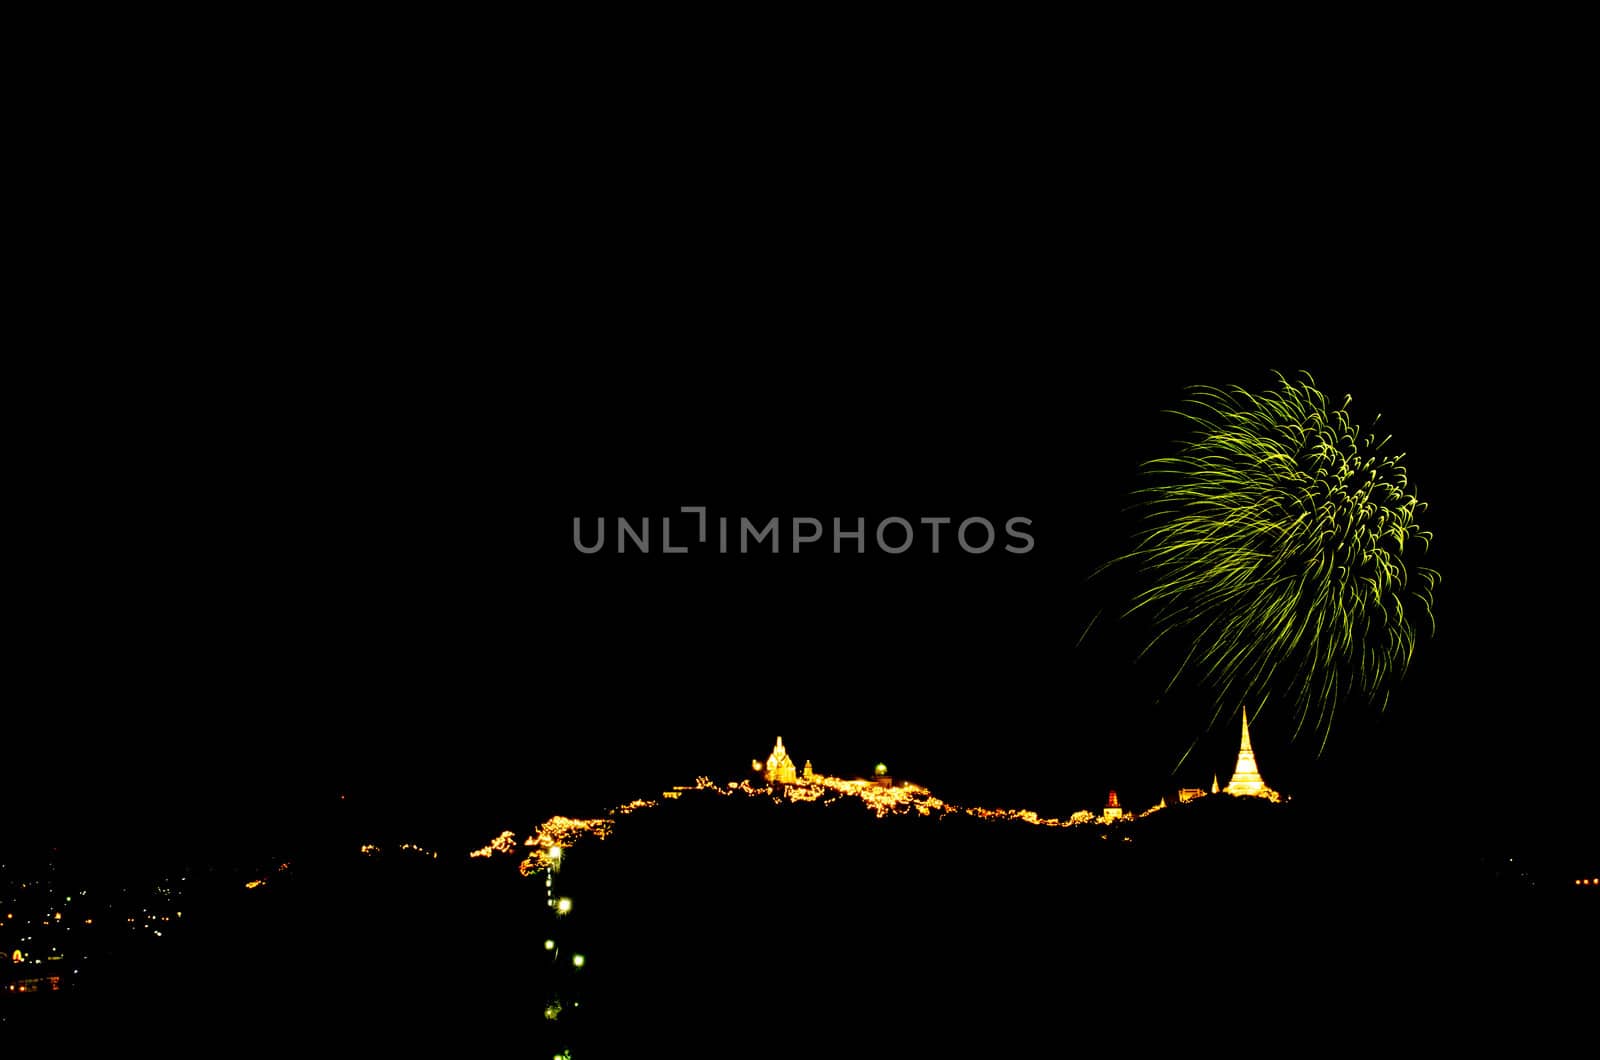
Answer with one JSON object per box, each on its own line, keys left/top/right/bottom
{"left": 1110, "top": 371, "right": 1438, "bottom": 747}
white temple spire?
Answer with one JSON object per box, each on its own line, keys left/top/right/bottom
{"left": 1224, "top": 708, "right": 1278, "bottom": 800}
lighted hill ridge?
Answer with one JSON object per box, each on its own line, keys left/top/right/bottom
{"left": 520, "top": 783, "right": 1552, "bottom": 1057}
{"left": 473, "top": 769, "right": 1245, "bottom": 877}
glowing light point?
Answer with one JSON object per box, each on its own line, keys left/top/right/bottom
{"left": 571, "top": 953, "right": 586, "bottom": 968}
{"left": 556, "top": 897, "right": 573, "bottom": 915}
{"left": 544, "top": 939, "right": 556, "bottom": 951}
{"left": 874, "top": 762, "right": 888, "bottom": 777}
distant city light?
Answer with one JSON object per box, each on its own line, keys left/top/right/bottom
{"left": 544, "top": 939, "right": 556, "bottom": 950}
{"left": 874, "top": 763, "right": 888, "bottom": 777}
{"left": 571, "top": 953, "right": 586, "bottom": 968}
{"left": 556, "top": 897, "right": 573, "bottom": 915}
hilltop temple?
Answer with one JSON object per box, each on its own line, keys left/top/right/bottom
{"left": 765, "top": 736, "right": 798, "bottom": 784}
{"left": 1223, "top": 710, "right": 1281, "bottom": 801}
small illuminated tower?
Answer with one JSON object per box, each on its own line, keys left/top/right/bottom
{"left": 766, "top": 737, "right": 797, "bottom": 784}
{"left": 1103, "top": 790, "right": 1123, "bottom": 819}
{"left": 1224, "top": 710, "right": 1279, "bottom": 800}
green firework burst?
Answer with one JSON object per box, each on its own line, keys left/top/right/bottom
{"left": 1119, "top": 371, "right": 1438, "bottom": 746}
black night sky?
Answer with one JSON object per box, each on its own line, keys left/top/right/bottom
{"left": 7, "top": 74, "right": 1594, "bottom": 1046}
{"left": 19, "top": 345, "right": 1588, "bottom": 863}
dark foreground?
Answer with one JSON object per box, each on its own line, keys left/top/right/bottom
{"left": 4, "top": 795, "right": 1591, "bottom": 1055}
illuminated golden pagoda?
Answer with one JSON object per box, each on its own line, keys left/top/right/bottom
{"left": 766, "top": 736, "right": 797, "bottom": 785}
{"left": 1223, "top": 710, "right": 1280, "bottom": 800}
